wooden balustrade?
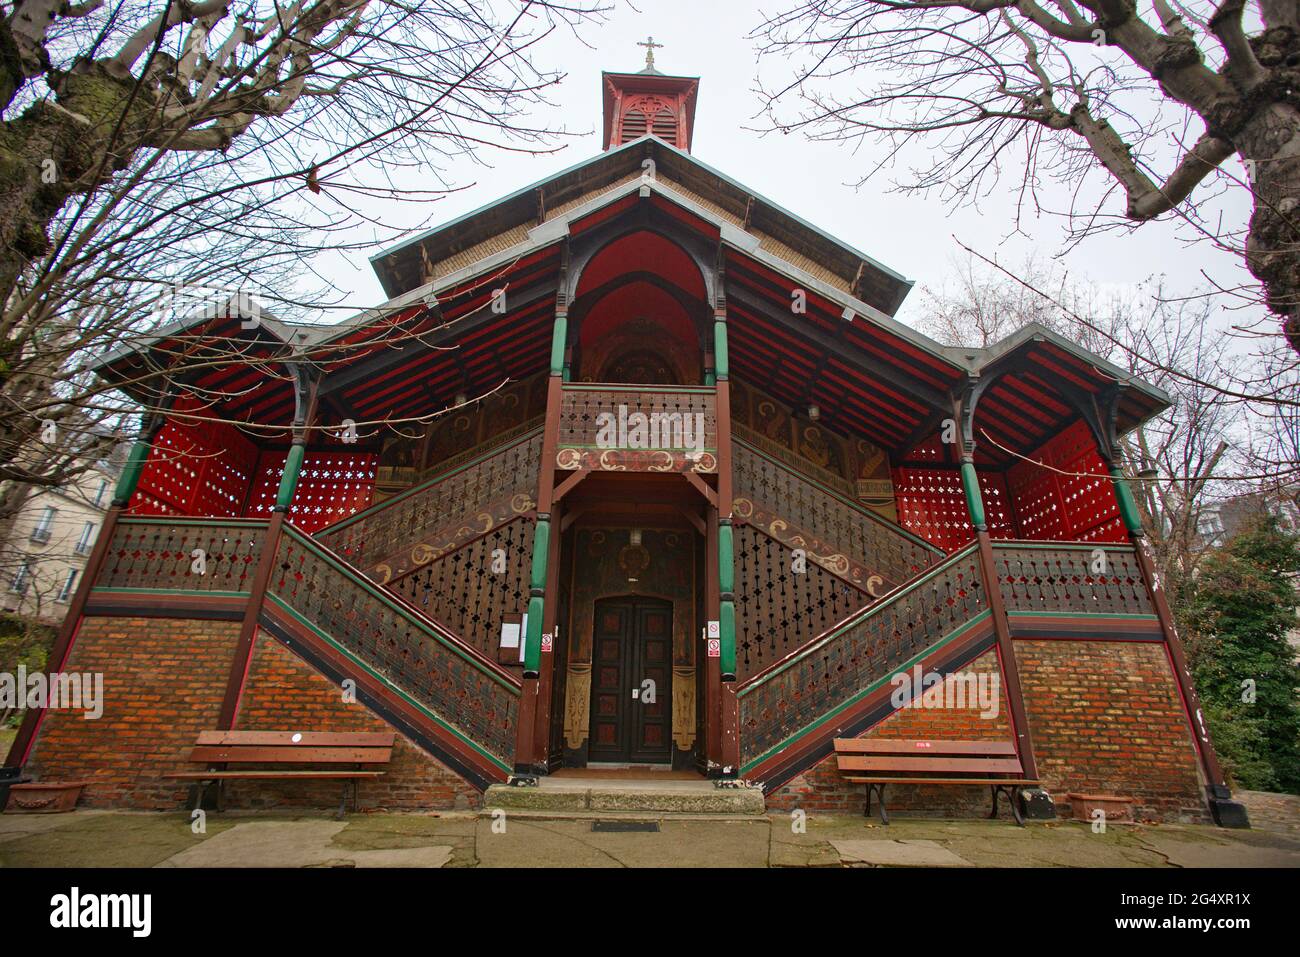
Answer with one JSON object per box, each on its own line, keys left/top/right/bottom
{"left": 991, "top": 542, "right": 1153, "bottom": 617}
{"left": 97, "top": 517, "right": 268, "bottom": 593}
{"left": 555, "top": 383, "right": 717, "bottom": 473}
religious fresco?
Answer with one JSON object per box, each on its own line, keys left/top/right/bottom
{"left": 730, "top": 378, "right": 897, "bottom": 521}
{"left": 561, "top": 527, "right": 698, "bottom": 755}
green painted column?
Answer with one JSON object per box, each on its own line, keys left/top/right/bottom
{"left": 274, "top": 442, "right": 307, "bottom": 512}
{"left": 523, "top": 517, "right": 551, "bottom": 675}
{"left": 549, "top": 314, "right": 568, "bottom": 376}
{"left": 717, "top": 313, "right": 736, "bottom": 679}
{"left": 110, "top": 439, "right": 153, "bottom": 508}
{"left": 959, "top": 460, "right": 986, "bottom": 531}
{"left": 1110, "top": 465, "right": 1144, "bottom": 536}
{"left": 712, "top": 318, "right": 729, "bottom": 379}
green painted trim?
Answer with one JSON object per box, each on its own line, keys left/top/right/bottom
{"left": 524, "top": 594, "right": 545, "bottom": 673}
{"left": 322, "top": 427, "right": 542, "bottom": 533}
{"left": 550, "top": 314, "right": 568, "bottom": 375}
{"left": 89, "top": 587, "right": 252, "bottom": 598}
{"left": 265, "top": 594, "right": 512, "bottom": 772}
{"left": 1006, "top": 610, "right": 1158, "bottom": 620}
{"left": 960, "top": 460, "right": 985, "bottom": 529}
{"left": 719, "top": 599, "right": 736, "bottom": 678}
{"left": 277, "top": 527, "right": 521, "bottom": 692}
{"left": 990, "top": 541, "right": 1137, "bottom": 554}
{"left": 704, "top": 370, "right": 716, "bottom": 387}
{"left": 116, "top": 517, "right": 269, "bottom": 530}
{"left": 739, "top": 610, "right": 992, "bottom": 773}
{"left": 718, "top": 523, "right": 734, "bottom": 595}
{"left": 1110, "top": 466, "right": 1144, "bottom": 535}
{"left": 112, "top": 440, "right": 152, "bottom": 506}
{"left": 737, "top": 542, "right": 981, "bottom": 695}
{"left": 529, "top": 518, "right": 550, "bottom": 591}
{"left": 713, "top": 320, "right": 729, "bottom": 379}
{"left": 733, "top": 437, "right": 941, "bottom": 553}
{"left": 276, "top": 443, "right": 307, "bottom": 510}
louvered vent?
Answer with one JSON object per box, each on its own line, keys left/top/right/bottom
{"left": 650, "top": 108, "right": 678, "bottom": 145}
{"left": 620, "top": 108, "right": 649, "bottom": 142}
{"left": 618, "top": 105, "right": 679, "bottom": 146}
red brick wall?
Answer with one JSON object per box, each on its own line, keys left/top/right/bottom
{"left": 768, "top": 650, "right": 1010, "bottom": 816}
{"left": 226, "top": 632, "right": 479, "bottom": 810}
{"left": 23, "top": 618, "right": 479, "bottom": 811}
{"left": 766, "top": 641, "right": 1207, "bottom": 823}
{"left": 25, "top": 617, "right": 239, "bottom": 809}
{"left": 1016, "top": 639, "right": 1205, "bottom": 822}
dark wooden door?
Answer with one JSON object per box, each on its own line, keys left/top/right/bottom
{"left": 588, "top": 598, "right": 673, "bottom": 764}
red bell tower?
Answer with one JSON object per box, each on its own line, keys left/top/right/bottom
{"left": 602, "top": 39, "right": 699, "bottom": 152}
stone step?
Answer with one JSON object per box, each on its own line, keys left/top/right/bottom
{"left": 482, "top": 778, "right": 766, "bottom": 816}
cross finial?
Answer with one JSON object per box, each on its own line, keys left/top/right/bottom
{"left": 637, "top": 35, "right": 663, "bottom": 69}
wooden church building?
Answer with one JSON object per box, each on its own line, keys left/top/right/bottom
{"left": 5, "top": 57, "right": 1246, "bottom": 827}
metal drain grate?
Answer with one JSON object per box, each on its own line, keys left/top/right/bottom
{"left": 591, "top": 820, "right": 661, "bottom": 833}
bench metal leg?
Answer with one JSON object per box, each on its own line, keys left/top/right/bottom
{"left": 990, "top": 785, "right": 1025, "bottom": 826}
{"left": 336, "top": 782, "right": 349, "bottom": 820}
{"left": 863, "top": 783, "right": 889, "bottom": 825}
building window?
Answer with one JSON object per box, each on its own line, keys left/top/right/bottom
{"left": 57, "top": 568, "right": 78, "bottom": 602}
{"left": 30, "top": 507, "right": 56, "bottom": 544}
{"left": 10, "top": 561, "right": 32, "bottom": 595}
{"left": 74, "top": 521, "right": 96, "bottom": 556}
{"left": 93, "top": 479, "right": 109, "bottom": 508}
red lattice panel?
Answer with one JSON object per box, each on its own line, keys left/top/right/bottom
{"left": 891, "top": 466, "right": 1013, "bottom": 552}
{"left": 1007, "top": 420, "right": 1125, "bottom": 542}
{"left": 245, "top": 451, "right": 377, "bottom": 533}
{"left": 130, "top": 401, "right": 258, "bottom": 516}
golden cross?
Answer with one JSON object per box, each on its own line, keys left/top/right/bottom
{"left": 637, "top": 36, "right": 663, "bottom": 69}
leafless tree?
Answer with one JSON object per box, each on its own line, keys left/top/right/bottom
{"left": 751, "top": 1, "right": 1300, "bottom": 355}
{"left": 0, "top": 0, "right": 606, "bottom": 523}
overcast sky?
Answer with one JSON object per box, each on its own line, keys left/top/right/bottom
{"left": 312, "top": 1, "right": 1257, "bottom": 337}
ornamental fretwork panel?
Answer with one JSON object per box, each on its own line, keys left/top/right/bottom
{"left": 389, "top": 516, "right": 535, "bottom": 665}
{"left": 733, "top": 441, "right": 943, "bottom": 592}
{"left": 555, "top": 385, "right": 717, "bottom": 473}
{"left": 316, "top": 431, "right": 541, "bottom": 583}
{"left": 733, "top": 523, "right": 871, "bottom": 683}
{"left": 99, "top": 518, "right": 267, "bottom": 592}
{"left": 992, "top": 543, "right": 1153, "bottom": 617}
{"left": 737, "top": 545, "right": 987, "bottom": 764}
{"left": 270, "top": 528, "right": 520, "bottom": 764}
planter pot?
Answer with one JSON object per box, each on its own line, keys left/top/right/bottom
{"left": 5, "top": 782, "right": 89, "bottom": 814}
{"left": 1067, "top": 793, "right": 1135, "bottom": 824}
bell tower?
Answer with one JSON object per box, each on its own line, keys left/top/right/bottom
{"left": 602, "top": 38, "right": 699, "bottom": 152}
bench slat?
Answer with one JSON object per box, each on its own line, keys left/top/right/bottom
{"left": 194, "top": 731, "right": 396, "bottom": 748}
{"left": 833, "top": 738, "right": 1016, "bottom": 756}
{"left": 188, "top": 746, "right": 393, "bottom": 764}
{"left": 164, "top": 771, "right": 386, "bottom": 780}
{"left": 836, "top": 756, "right": 1024, "bottom": 774}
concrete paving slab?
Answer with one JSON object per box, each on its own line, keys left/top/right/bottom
{"left": 157, "top": 820, "right": 452, "bottom": 868}
{"left": 831, "top": 838, "right": 975, "bottom": 867}
{"left": 0, "top": 809, "right": 109, "bottom": 844}
{"left": 475, "top": 816, "right": 770, "bottom": 868}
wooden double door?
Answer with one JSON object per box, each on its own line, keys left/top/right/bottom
{"left": 588, "top": 598, "right": 673, "bottom": 764}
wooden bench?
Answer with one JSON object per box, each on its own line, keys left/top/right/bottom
{"left": 164, "top": 731, "right": 395, "bottom": 818}
{"left": 833, "top": 738, "right": 1037, "bottom": 826}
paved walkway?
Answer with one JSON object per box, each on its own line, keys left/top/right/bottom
{"left": 1, "top": 805, "right": 1298, "bottom": 868}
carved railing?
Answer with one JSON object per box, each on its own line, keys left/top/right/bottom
{"left": 992, "top": 541, "right": 1153, "bottom": 617}
{"left": 315, "top": 428, "right": 542, "bottom": 582}
{"left": 98, "top": 517, "right": 267, "bottom": 593}
{"left": 734, "top": 523, "right": 873, "bottom": 682}
{"left": 737, "top": 542, "right": 986, "bottom": 767}
{"left": 269, "top": 525, "right": 521, "bottom": 767}
{"left": 734, "top": 439, "right": 943, "bottom": 591}
{"left": 556, "top": 383, "right": 717, "bottom": 473}
{"left": 388, "top": 515, "right": 535, "bottom": 664}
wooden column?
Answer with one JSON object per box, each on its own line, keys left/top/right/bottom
{"left": 218, "top": 374, "right": 318, "bottom": 729}
{"left": 703, "top": 505, "right": 722, "bottom": 770}
{"left": 957, "top": 390, "right": 1038, "bottom": 779}
{"left": 714, "top": 304, "right": 740, "bottom": 773}
{"left": 515, "top": 307, "right": 566, "bottom": 774}
{"left": 4, "top": 405, "right": 169, "bottom": 768}
{"left": 532, "top": 498, "right": 564, "bottom": 766}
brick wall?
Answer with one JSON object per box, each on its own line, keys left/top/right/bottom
{"left": 1016, "top": 639, "right": 1205, "bottom": 823}
{"left": 226, "top": 633, "right": 479, "bottom": 810}
{"left": 766, "top": 640, "right": 1207, "bottom": 823}
{"left": 23, "top": 617, "right": 479, "bottom": 811}
{"left": 768, "top": 650, "right": 1010, "bottom": 817}
{"left": 25, "top": 617, "right": 239, "bottom": 809}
